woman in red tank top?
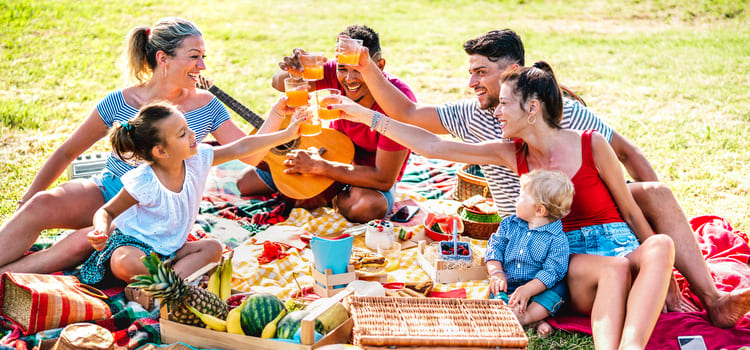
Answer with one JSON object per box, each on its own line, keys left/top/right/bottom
{"left": 332, "top": 61, "right": 674, "bottom": 350}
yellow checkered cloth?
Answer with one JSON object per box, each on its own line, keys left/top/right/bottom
{"left": 230, "top": 192, "right": 491, "bottom": 300}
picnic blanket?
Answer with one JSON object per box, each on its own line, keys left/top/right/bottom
{"left": 0, "top": 153, "right": 466, "bottom": 349}
{"left": 548, "top": 215, "right": 750, "bottom": 350}
{"left": 4, "top": 153, "right": 748, "bottom": 349}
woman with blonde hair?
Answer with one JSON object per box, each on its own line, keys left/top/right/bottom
{"left": 0, "top": 17, "right": 260, "bottom": 275}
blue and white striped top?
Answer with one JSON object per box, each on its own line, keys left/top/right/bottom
{"left": 436, "top": 98, "right": 613, "bottom": 217}
{"left": 96, "top": 90, "right": 230, "bottom": 177}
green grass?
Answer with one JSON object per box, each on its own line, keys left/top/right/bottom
{"left": 1, "top": 0, "right": 748, "bottom": 347}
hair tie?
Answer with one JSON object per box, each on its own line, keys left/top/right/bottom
{"left": 119, "top": 121, "right": 133, "bottom": 131}
{"left": 145, "top": 28, "right": 151, "bottom": 37}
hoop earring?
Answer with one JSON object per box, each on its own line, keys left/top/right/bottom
{"left": 527, "top": 114, "right": 536, "bottom": 125}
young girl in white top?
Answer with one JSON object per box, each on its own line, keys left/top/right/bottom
{"left": 80, "top": 100, "right": 302, "bottom": 284}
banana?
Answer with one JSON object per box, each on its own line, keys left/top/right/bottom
{"left": 186, "top": 305, "right": 227, "bottom": 332}
{"left": 207, "top": 265, "right": 222, "bottom": 297}
{"left": 260, "top": 309, "right": 287, "bottom": 339}
{"left": 225, "top": 306, "right": 244, "bottom": 335}
{"left": 219, "top": 255, "right": 233, "bottom": 301}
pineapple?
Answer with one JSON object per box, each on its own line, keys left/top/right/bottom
{"left": 129, "top": 252, "right": 228, "bottom": 327}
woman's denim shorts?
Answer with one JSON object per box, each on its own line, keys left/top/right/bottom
{"left": 566, "top": 222, "right": 639, "bottom": 257}
{"left": 90, "top": 169, "right": 124, "bottom": 202}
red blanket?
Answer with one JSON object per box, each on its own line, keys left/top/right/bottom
{"left": 548, "top": 215, "right": 750, "bottom": 350}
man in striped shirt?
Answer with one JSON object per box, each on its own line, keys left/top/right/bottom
{"left": 353, "top": 28, "right": 750, "bottom": 328}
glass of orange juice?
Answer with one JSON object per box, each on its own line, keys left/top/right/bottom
{"left": 284, "top": 77, "right": 309, "bottom": 107}
{"left": 336, "top": 37, "right": 363, "bottom": 65}
{"left": 315, "top": 88, "right": 342, "bottom": 120}
{"left": 297, "top": 105, "right": 322, "bottom": 137}
{"left": 299, "top": 53, "right": 325, "bottom": 81}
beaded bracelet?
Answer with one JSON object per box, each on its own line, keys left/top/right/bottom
{"left": 370, "top": 112, "right": 382, "bottom": 131}
{"left": 379, "top": 115, "right": 391, "bottom": 134}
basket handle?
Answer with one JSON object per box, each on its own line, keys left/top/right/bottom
{"left": 75, "top": 283, "right": 109, "bottom": 299}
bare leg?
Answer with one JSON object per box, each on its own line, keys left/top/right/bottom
{"left": 172, "top": 239, "right": 223, "bottom": 278}
{"left": 620, "top": 235, "right": 674, "bottom": 350}
{"left": 0, "top": 180, "right": 104, "bottom": 271}
{"left": 0, "top": 228, "right": 95, "bottom": 274}
{"left": 110, "top": 246, "right": 149, "bottom": 283}
{"left": 512, "top": 301, "right": 551, "bottom": 327}
{"left": 333, "top": 187, "right": 388, "bottom": 223}
{"left": 567, "top": 254, "right": 631, "bottom": 350}
{"left": 630, "top": 182, "right": 750, "bottom": 327}
{"left": 665, "top": 273, "right": 699, "bottom": 313}
{"left": 236, "top": 168, "right": 274, "bottom": 196}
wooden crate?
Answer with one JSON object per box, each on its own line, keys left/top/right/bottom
{"left": 311, "top": 265, "right": 356, "bottom": 297}
{"left": 415, "top": 240, "right": 487, "bottom": 284}
{"left": 160, "top": 288, "right": 354, "bottom": 350}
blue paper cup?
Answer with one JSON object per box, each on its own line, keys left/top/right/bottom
{"left": 310, "top": 235, "right": 353, "bottom": 274}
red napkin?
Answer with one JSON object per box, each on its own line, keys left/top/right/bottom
{"left": 257, "top": 241, "right": 291, "bottom": 264}
{"left": 428, "top": 288, "right": 467, "bottom": 298}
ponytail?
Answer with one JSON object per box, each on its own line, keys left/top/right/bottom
{"left": 500, "top": 60, "right": 563, "bottom": 129}
{"left": 110, "top": 102, "right": 177, "bottom": 163}
{"left": 124, "top": 17, "right": 202, "bottom": 85}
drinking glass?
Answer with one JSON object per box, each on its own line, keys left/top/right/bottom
{"left": 336, "top": 37, "right": 363, "bottom": 65}
{"left": 315, "top": 88, "right": 342, "bottom": 120}
{"left": 284, "top": 77, "right": 310, "bottom": 107}
{"left": 299, "top": 52, "right": 325, "bottom": 81}
{"left": 377, "top": 241, "right": 402, "bottom": 272}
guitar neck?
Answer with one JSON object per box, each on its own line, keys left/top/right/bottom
{"left": 207, "top": 85, "right": 265, "bottom": 129}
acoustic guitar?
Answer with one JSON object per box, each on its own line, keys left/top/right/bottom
{"left": 197, "top": 77, "right": 355, "bottom": 200}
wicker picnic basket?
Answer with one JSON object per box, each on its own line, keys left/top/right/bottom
{"left": 459, "top": 207, "right": 501, "bottom": 240}
{"left": 452, "top": 164, "right": 491, "bottom": 202}
{"left": 348, "top": 296, "right": 527, "bottom": 349}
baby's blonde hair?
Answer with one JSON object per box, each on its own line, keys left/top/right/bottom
{"left": 519, "top": 169, "right": 575, "bottom": 221}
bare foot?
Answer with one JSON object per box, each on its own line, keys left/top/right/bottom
{"left": 665, "top": 273, "right": 700, "bottom": 313}
{"left": 707, "top": 288, "right": 750, "bottom": 328}
{"left": 534, "top": 319, "right": 553, "bottom": 337}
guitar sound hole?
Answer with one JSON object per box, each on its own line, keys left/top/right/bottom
{"left": 270, "top": 138, "right": 300, "bottom": 155}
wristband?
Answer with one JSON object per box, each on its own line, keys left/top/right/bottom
{"left": 370, "top": 112, "right": 382, "bottom": 131}
{"left": 489, "top": 270, "right": 504, "bottom": 276}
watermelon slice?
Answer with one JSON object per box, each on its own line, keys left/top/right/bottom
{"left": 424, "top": 213, "right": 464, "bottom": 234}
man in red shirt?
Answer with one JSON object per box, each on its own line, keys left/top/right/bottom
{"left": 237, "top": 25, "right": 415, "bottom": 223}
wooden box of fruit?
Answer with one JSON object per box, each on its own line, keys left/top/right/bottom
{"left": 415, "top": 240, "right": 487, "bottom": 284}
{"left": 159, "top": 289, "right": 353, "bottom": 350}
{"left": 134, "top": 254, "right": 353, "bottom": 350}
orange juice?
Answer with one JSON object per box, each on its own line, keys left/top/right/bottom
{"left": 317, "top": 100, "right": 341, "bottom": 120}
{"left": 300, "top": 117, "right": 322, "bottom": 136}
{"left": 318, "top": 107, "right": 340, "bottom": 120}
{"left": 285, "top": 90, "right": 309, "bottom": 107}
{"left": 302, "top": 65, "right": 324, "bottom": 80}
{"left": 337, "top": 53, "right": 359, "bottom": 65}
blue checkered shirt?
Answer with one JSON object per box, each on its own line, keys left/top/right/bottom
{"left": 484, "top": 215, "right": 569, "bottom": 288}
